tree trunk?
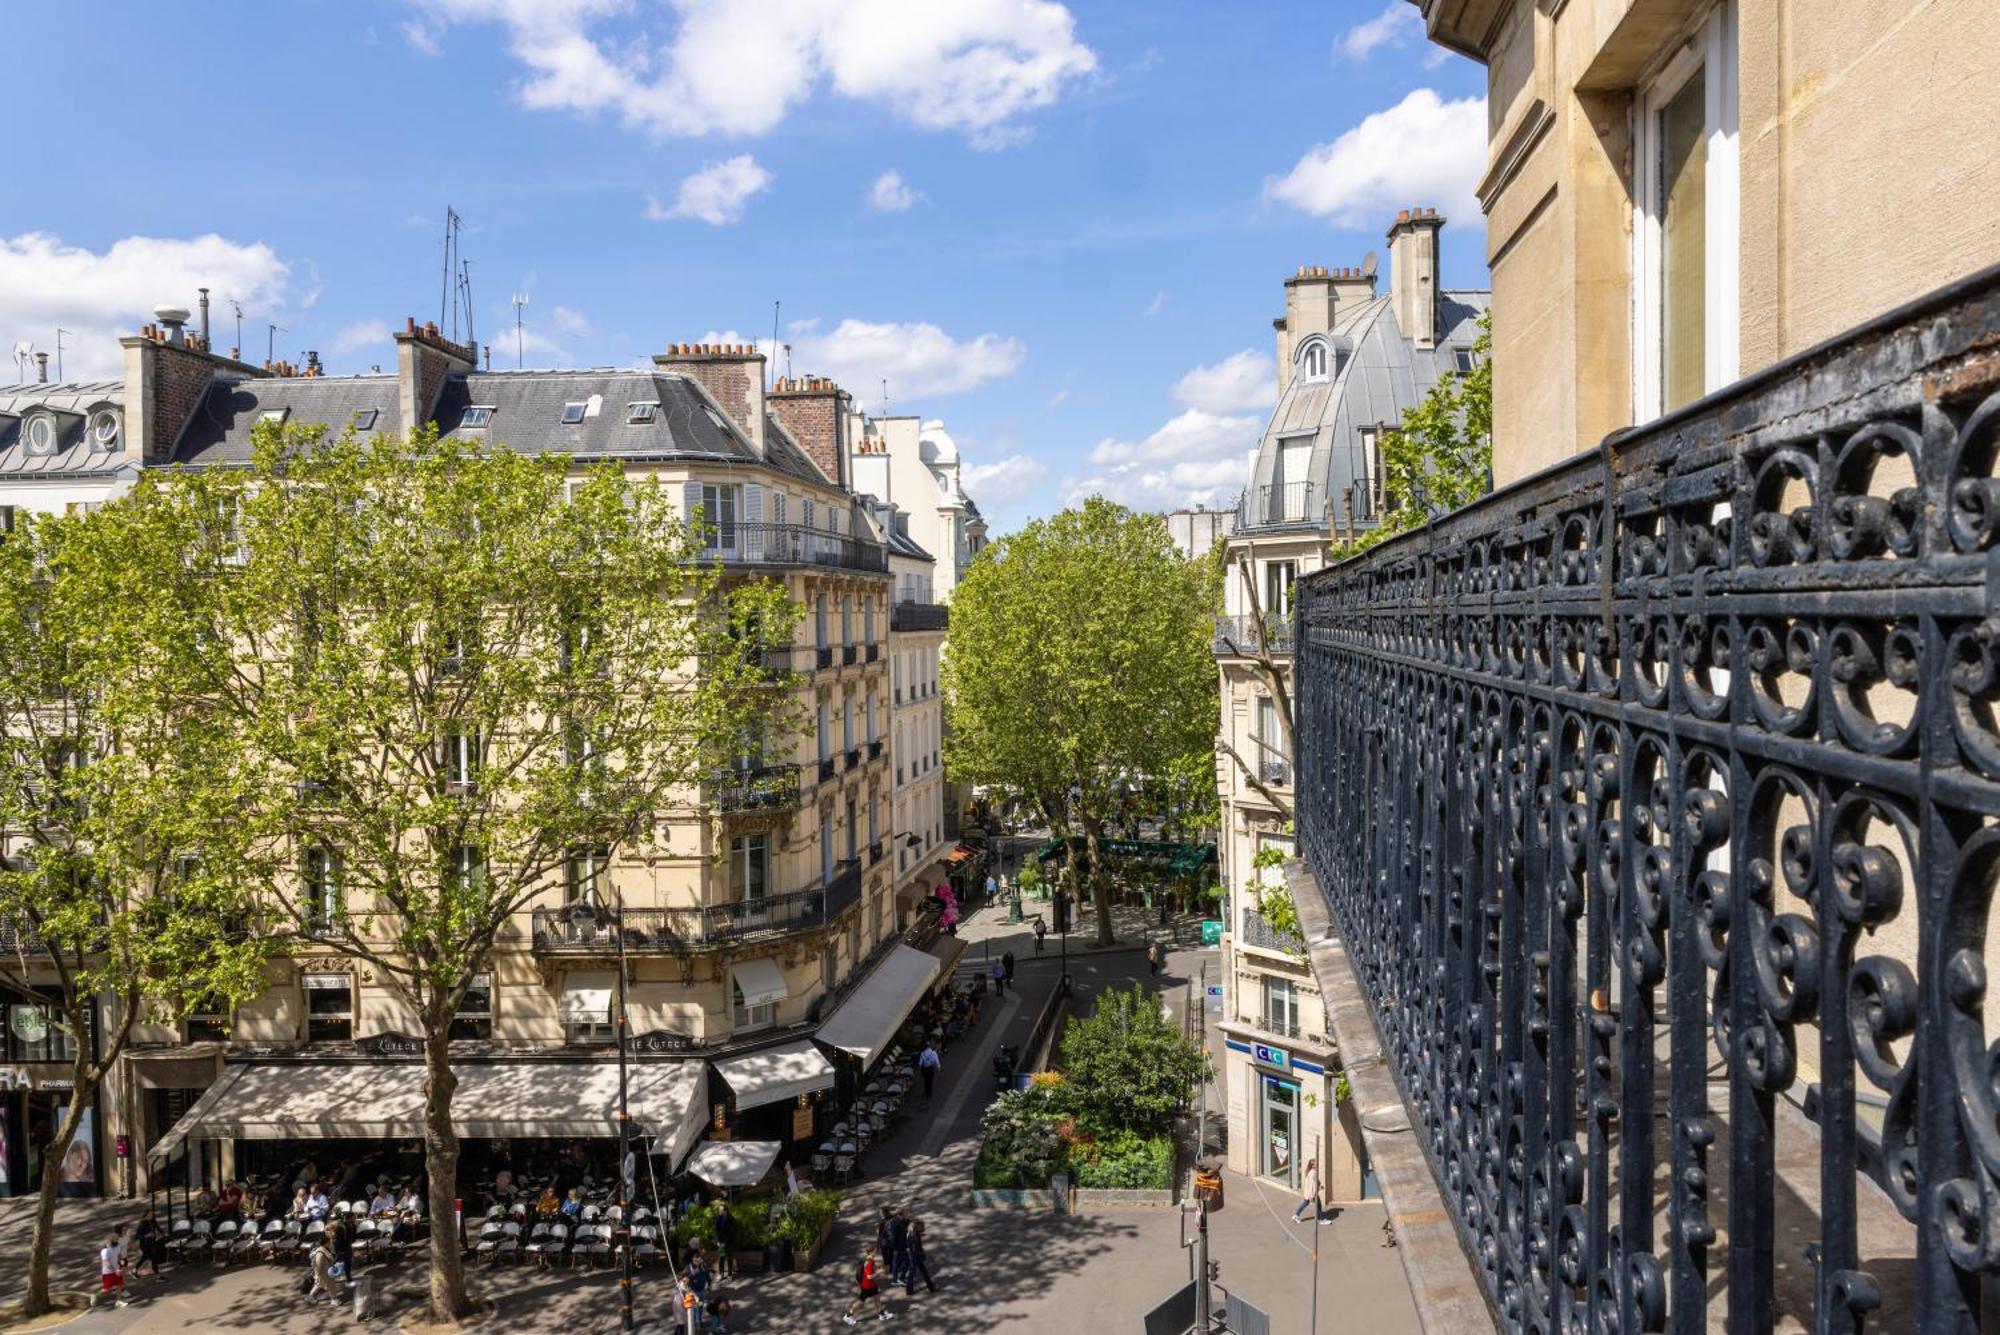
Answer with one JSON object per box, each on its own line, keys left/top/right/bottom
{"left": 1081, "top": 813, "right": 1115, "bottom": 946}
{"left": 22, "top": 1057, "right": 96, "bottom": 1319}
{"left": 423, "top": 1027, "right": 471, "bottom": 1324}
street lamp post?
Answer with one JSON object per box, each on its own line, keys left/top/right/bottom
{"left": 610, "top": 888, "right": 638, "bottom": 1331}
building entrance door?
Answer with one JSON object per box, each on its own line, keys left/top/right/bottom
{"left": 1260, "top": 1075, "right": 1297, "bottom": 1187}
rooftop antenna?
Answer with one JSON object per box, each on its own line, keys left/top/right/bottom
{"left": 268, "top": 323, "right": 286, "bottom": 365}
{"left": 54, "top": 329, "right": 69, "bottom": 382}
{"left": 11, "top": 342, "right": 31, "bottom": 384}
{"left": 511, "top": 293, "right": 528, "bottom": 369}
{"left": 782, "top": 342, "right": 793, "bottom": 380}
{"left": 439, "top": 207, "right": 464, "bottom": 341}
{"left": 769, "top": 300, "right": 781, "bottom": 389}
{"left": 881, "top": 378, "right": 889, "bottom": 417}
{"left": 229, "top": 299, "right": 244, "bottom": 358}
{"left": 457, "top": 258, "right": 477, "bottom": 350}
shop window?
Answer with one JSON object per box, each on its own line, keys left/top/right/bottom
{"left": 7, "top": 999, "right": 80, "bottom": 1062}
{"left": 304, "top": 973, "right": 354, "bottom": 1043}
{"left": 731, "top": 976, "right": 774, "bottom": 1032}
{"left": 451, "top": 973, "right": 493, "bottom": 1041}
{"left": 184, "top": 995, "right": 228, "bottom": 1044}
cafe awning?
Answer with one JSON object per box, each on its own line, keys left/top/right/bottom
{"left": 715, "top": 1040, "right": 835, "bottom": 1111}
{"left": 147, "top": 1059, "right": 708, "bottom": 1170}
{"left": 730, "top": 957, "right": 788, "bottom": 1011}
{"left": 923, "top": 933, "right": 970, "bottom": 981}
{"left": 686, "top": 1140, "right": 781, "bottom": 1189}
{"left": 814, "top": 944, "right": 942, "bottom": 1066}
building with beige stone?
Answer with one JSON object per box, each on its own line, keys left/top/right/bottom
{"left": 1216, "top": 222, "right": 1486, "bottom": 1207}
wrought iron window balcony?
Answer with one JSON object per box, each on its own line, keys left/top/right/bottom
{"left": 844, "top": 748, "right": 861, "bottom": 770}
{"left": 868, "top": 839, "right": 885, "bottom": 865}
{"left": 817, "top": 757, "right": 836, "bottom": 784}
{"left": 842, "top": 643, "right": 858, "bottom": 667}
{"left": 1290, "top": 269, "right": 2000, "bottom": 1333}
{"left": 1238, "top": 907, "right": 1302, "bottom": 955}
{"left": 709, "top": 763, "right": 801, "bottom": 814}
{"left": 1255, "top": 1013, "right": 1303, "bottom": 1041}
{"left": 891, "top": 601, "right": 949, "bottom": 633}
{"left": 1257, "top": 756, "right": 1292, "bottom": 787}
{"left": 868, "top": 739, "right": 884, "bottom": 762}
{"left": 1235, "top": 481, "right": 1317, "bottom": 529}
{"left": 865, "top": 642, "right": 881, "bottom": 662}
{"left": 529, "top": 874, "right": 862, "bottom": 955}
{"left": 1213, "top": 613, "right": 1294, "bottom": 657}
{"left": 695, "top": 521, "right": 889, "bottom": 574}
{"left": 815, "top": 645, "right": 834, "bottom": 671}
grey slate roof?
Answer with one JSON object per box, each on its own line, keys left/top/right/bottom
{"left": 0, "top": 382, "right": 131, "bottom": 478}
{"left": 1243, "top": 290, "right": 1489, "bottom": 530}
{"left": 171, "top": 369, "right": 832, "bottom": 490}
{"left": 887, "top": 529, "right": 934, "bottom": 561}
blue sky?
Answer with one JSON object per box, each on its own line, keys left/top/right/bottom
{"left": 2, "top": 1, "right": 1488, "bottom": 534}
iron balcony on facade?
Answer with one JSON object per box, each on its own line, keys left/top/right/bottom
{"left": 842, "top": 643, "right": 859, "bottom": 667}
{"left": 1290, "top": 269, "right": 2000, "bottom": 1332}
{"left": 868, "top": 839, "right": 885, "bottom": 866}
{"left": 815, "top": 645, "right": 835, "bottom": 671}
{"left": 817, "top": 757, "right": 837, "bottom": 784}
{"left": 1257, "top": 756, "right": 1293, "bottom": 787}
{"left": 1238, "top": 906, "right": 1302, "bottom": 955}
{"left": 530, "top": 872, "right": 863, "bottom": 955}
{"left": 891, "top": 601, "right": 949, "bottom": 633}
{"left": 867, "top": 739, "right": 884, "bottom": 763}
{"left": 709, "top": 763, "right": 801, "bottom": 815}
{"left": 865, "top": 642, "right": 881, "bottom": 663}
{"left": 1213, "top": 613, "right": 1294, "bottom": 657}
{"left": 1256, "top": 1013, "right": 1303, "bottom": 1041}
{"left": 697, "top": 521, "right": 889, "bottom": 575}
{"left": 1235, "top": 480, "right": 1317, "bottom": 529}
{"left": 844, "top": 748, "right": 861, "bottom": 770}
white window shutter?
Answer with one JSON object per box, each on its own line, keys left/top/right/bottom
{"left": 743, "top": 483, "right": 764, "bottom": 560}
{"left": 683, "top": 480, "right": 704, "bottom": 538}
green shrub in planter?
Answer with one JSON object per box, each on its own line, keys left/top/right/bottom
{"left": 975, "top": 1087, "right": 1066, "bottom": 1187}
{"left": 770, "top": 1189, "right": 841, "bottom": 1251}
{"left": 1071, "top": 1132, "right": 1174, "bottom": 1190}
{"left": 672, "top": 1202, "right": 721, "bottom": 1250}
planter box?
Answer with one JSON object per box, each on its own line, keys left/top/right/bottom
{"left": 1072, "top": 1187, "right": 1175, "bottom": 1210}
{"left": 968, "top": 1187, "right": 1060, "bottom": 1210}
{"left": 789, "top": 1215, "right": 835, "bottom": 1272}
{"left": 731, "top": 1249, "right": 767, "bottom": 1274}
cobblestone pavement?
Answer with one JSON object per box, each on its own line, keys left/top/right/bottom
{"left": 0, "top": 921, "right": 1421, "bottom": 1334}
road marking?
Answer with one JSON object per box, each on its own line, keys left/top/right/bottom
{"left": 920, "top": 987, "right": 1022, "bottom": 1159}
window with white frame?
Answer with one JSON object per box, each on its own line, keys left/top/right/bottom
{"left": 817, "top": 702, "right": 831, "bottom": 762}
{"left": 1263, "top": 561, "right": 1297, "bottom": 620}
{"left": 841, "top": 596, "right": 853, "bottom": 646}
{"left": 304, "top": 973, "right": 354, "bottom": 1043}
{"left": 1634, "top": 0, "right": 1738, "bottom": 419}
{"left": 815, "top": 595, "right": 829, "bottom": 648}
{"left": 439, "top": 725, "right": 480, "bottom": 792}
{"left": 699, "top": 483, "right": 740, "bottom": 550}
{"left": 1298, "top": 339, "right": 1328, "bottom": 382}
{"left": 1263, "top": 976, "right": 1299, "bottom": 1035}
{"left": 730, "top": 834, "right": 769, "bottom": 905}
{"left": 732, "top": 976, "right": 775, "bottom": 1032}
{"left": 565, "top": 846, "right": 608, "bottom": 903}
{"left": 1358, "top": 427, "right": 1385, "bottom": 515}
{"left": 302, "top": 844, "right": 340, "bottom": 933}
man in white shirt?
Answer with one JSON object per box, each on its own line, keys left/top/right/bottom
{"left": 369, "top": 1186, "right": 396, "bottom": 1217}
{"left": 98, "top": 1231, "right": 128, "bottom": 1309}
{"left": 304, "top": 1186, "right": 331, "bottom": 1220}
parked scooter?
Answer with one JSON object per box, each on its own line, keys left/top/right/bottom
{"left": 992, "top": 1044, "right": 1019, "bottom": 1092}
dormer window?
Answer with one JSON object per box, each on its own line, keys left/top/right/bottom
{"left": 89, "top": 409, "right": 120, "bottom": 450}
{"left": 352, "top": 408, "right": 379, "bottom": 432}
{"left": 1298, "top": 339, "right": 1329, "bottom": 383}
{"left": 1453, "top": 348, "right": 1479, "bottom": 375}
{"left": 260, "top": 407, "right": 289, "bottom": 424}
{"left": 22, "top": 416, "right": 55, "bottom": 456}
{"left": 461, "top": 406, "right": 494, "bottom": 429}
{"left": 627, "top": 401, "right": 658, "bottom": 424}
{"left": 560, "top": 402, "right": 588, "bottom": 425}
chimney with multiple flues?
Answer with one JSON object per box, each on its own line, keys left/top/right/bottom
{"left": 394, "top": 317, "right": 477, "bottom": 435}
{"left": 657, "top": 343, "right": 767, "bottom": 459}
{"left": 769, "top": 374, "right": 851, "bottom": 488}
{"left": 33, "top": 352, "right": 47, "bottom": 383}
{"left": 1387, "top": 206, "right": 1445, "bottom": 351}
{"left": 121, "top": 297, "right": 269, "bottom": 466}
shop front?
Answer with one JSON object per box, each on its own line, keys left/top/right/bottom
{"left": 813, "top": 943, "right": 942, "bottom": 1107}
{"left": 0, "top": 1064, "right": 98, "bottom": 1199}
{"left": 1221, "top": 1029, "right": 1372, "bottom": 1203}
{"left": 713, "top": 1039, "right": 836, "bottom": 1164}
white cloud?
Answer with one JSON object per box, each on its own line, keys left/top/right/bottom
{"left": 1336, "top": 3, "right": 1421, "bottom": 60}
{"left": 867, "top": 170, "right": 922, "bottom": 212}
{"left": 400, "top": 18, "right": 441, "bottom": 54}
{"left": 550, "top": 304, "right": 591, "bottom": 337}
{"left": 796, "top": 319, "right": 1024, "bottom": 398}
{"left": 1043, "top": 387, "right": 1070, "bottom": 410}
{"left": 962, "top": 453, "right": 1049, "bottom": 506}
{"left": 649, "top": 155, "right": 773, "bottom": 225}
{"left": 331, "top": 320, "right": 391, "bottom": 354}
{"left": 408, "top": 0, "right": 1096, "bottom": 148}
{"left": 0, "top": 231, "right": 291, "bottom": 379}
{"left": 1173, "top": 349, "right": 1275, "bottom": 415}
{"left": 1066, "top": 406, "right": 1263, "bottom": 511}
{"left": 1266, "top": 88, "right": 1486, "bottom": 228}
{"left": 1144, "top": 290, "right": 1168, "bottom": 317}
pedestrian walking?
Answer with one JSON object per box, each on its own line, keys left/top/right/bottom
{"left": 888, "top": 1208, "right": 911, "bottom": 1285}
{"left": 133, "top": 1207, "right": 165, "bottom": 1277}
{"left": 1147, "top": 941, "right": 1164, "bottom": 976}
{"left": 688, "top": 1251, "right": 712, "bottom": 1309}
{"left": 903, "top": 1219, "right": 936, "bottom": 1295}
{"left": 990, "top": 958, "right": 1006, "bottom": 994}
{"left": 1033, "top": 917, "right": 1046, "bottom": 954}
{"left": 714, "top": 1200, "right": 737, "bottom": 1276}
{"left": 875, "top": 1206, "right": 897, "bottom": 1278}
{"left": 98, "top": 1231, "right": 129, "bottom": 1309}
{"left": 1002, "top": 950, "right": 1016, "bottom": 987}
{"left": 842, "top": 1244, "right": 893, "bottom": 1324}
{"left": 1293, "top": 1158, "right": 1322, "bottom": 1222}
{"left": 917, "top": 1042, "right": 940, "bottom": 1099}
{"left": 305, "top": 1236, "right": 339, "bottom": 1307}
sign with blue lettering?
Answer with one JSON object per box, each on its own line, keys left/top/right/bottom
{"left": 1252, "top": 1042, "right": 1289, "bottom": 1069}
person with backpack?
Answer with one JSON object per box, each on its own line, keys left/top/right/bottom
{"left": 842, "top": 1243, "right": 892, "bottom": 1324}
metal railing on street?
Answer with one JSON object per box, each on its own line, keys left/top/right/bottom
{"left": 1292, "top": 267, "right": 2000, "bottom": 1332}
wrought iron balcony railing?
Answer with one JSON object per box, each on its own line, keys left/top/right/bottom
{"left": 1237, "top": 907, "right": 1302, "bottom": 955}
{"left": 1255, "top": 1013, "right": 1302, "bottom": 1041}
{"left": 891, "top": 601, "right": 949, "bottom": 633}
{"left": 694, "top": 520, "right": 888, "bottom": 574}
{"left": 530, "top": 866, "right": 862, "bottom": 955}
{"left": 842, "top": 643, "right": 859, "bottom": 667}
{"left": 867, "top": 739, "right": 884, "bottom": 763}
{"left": 709, "top": 763, "right": 801, "bottom": 814}
{"left": 815, "top": 645, "right": 835, "bottom": 671}
{"left": 816, "top": 757, "right": 836, "bottom": 784}
{"left": 1256, "top": 755, "right": 1292, "bottom": 787}
{"left": 1292, "top": 268, "right": 2000, "bottom": 1333}
{"left": 1235, "top": 480, "right": 1317, "bottom": 529}
{"left": 1213, "top": 613, "right": 1293, "bottom": 657}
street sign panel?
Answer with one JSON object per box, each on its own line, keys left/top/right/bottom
{"left": 1222, "top": 1291, "right": 1270, "bottom": 1335}
{"left": 1141, "top": 1281, "right": 1197, "bottom": 1335}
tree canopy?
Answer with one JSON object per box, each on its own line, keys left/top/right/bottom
{"left": 943, "top": 497, "right": 1216, "bottom": 943}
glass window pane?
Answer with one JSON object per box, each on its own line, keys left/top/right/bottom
{"left": 1660, "top": 68, "right": 1708, "bottom": 411}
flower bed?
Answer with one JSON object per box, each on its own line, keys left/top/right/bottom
{"left": 671, "top": 1189, "right": 842, "bottom": 1272}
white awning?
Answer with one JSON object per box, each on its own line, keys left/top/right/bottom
{"left": 731, "top": 957, "right": 788, "bottom": 1011}
{"left": 558, "top": 971, "right": 615, "bottom": 1024}
{"left": 686, "top": 1140, "right": 782, "bottom": 1188}
{"left": 146, "top": 1060, "right": 708, "bottom": 1170}
{"left": 814, "top": 944, "right": 942, "bottom": 1066}
{"left": 715, "top": 1040, "right": 834, "bottom": 1111}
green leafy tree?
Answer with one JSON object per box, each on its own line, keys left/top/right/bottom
{"left": 148, "top": 423, "right": 793, "bottom": 1325}
{"left": 0, "top": 507, "right": 269, "bottom": 1319}
{"left": 1055, "top": 984, "right": 1207, "bottom": 1137}
{"left": 944, "top": 498, "right": 1215, "bottom": 944}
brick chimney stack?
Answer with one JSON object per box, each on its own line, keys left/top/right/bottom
{"left": 769, "top": 375, "right": 852, "bottom": 488}
{"left": 1388, "top": 207, "right": 1445, "bottom": 351}
{"left": 120, "top": 305, "right": 268, "bottom": 465}
{"left": 394, "top": 318, "right": 478, "bottom": 435}
{"left": 656, "top": 344, "right": 767, "bottom": 458}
